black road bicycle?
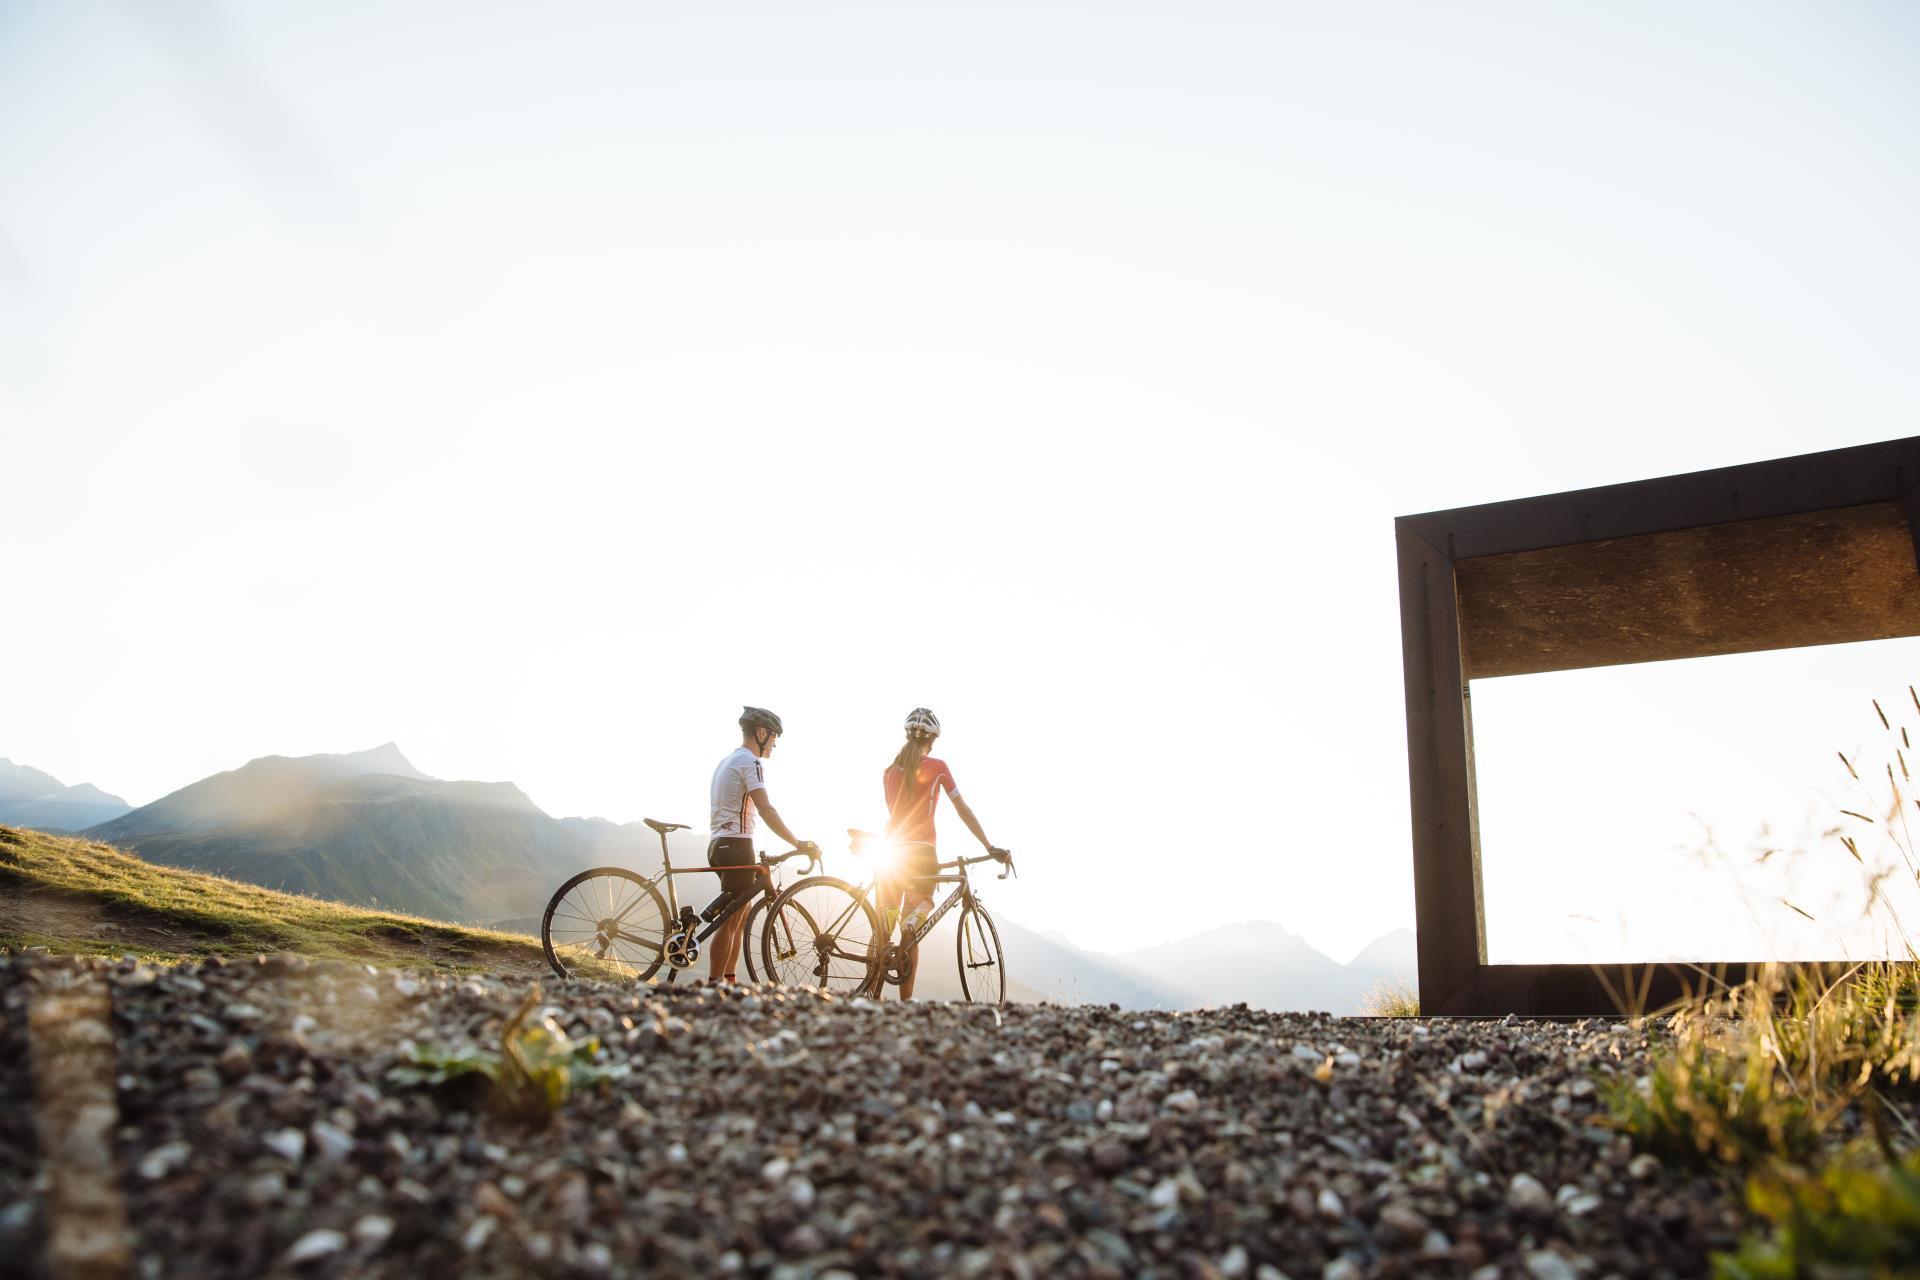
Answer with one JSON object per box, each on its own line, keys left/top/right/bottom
{"left": 759, "top": 830, "right": 1015, "bottom": 1004}
{"left": 540, "top": 818, "right": 818, "bottom": 983}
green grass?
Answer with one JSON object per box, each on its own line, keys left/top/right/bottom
{"left": 0, "top": 823, "right": 552, "bottom": 973}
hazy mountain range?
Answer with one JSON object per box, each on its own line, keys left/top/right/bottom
{"left": 82, "top": 744, "right": 674, "bottom": 926}
{"left": 0, "top": 758, "right": 131, "bottom": 831}
{"left": 6, "top": 743, "right": 1417, "bottom": 1011}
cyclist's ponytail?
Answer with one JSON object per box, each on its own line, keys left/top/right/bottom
{"left": 891, "top": 735, "right": 930, "bottom": 797}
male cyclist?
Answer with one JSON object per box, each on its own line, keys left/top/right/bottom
{"left": 880, "top": 707, "right": 1005, "bottom": 999}
{"left": 707, "top": 706, "right": 816, "bottom": 984}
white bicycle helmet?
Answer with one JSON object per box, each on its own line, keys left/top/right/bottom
{"left": 904, "top": 707, "right": 941, "bottom": 739}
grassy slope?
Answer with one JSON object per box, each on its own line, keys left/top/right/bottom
{"left": 0, "top": 824, "right": 550, "bottom": 973}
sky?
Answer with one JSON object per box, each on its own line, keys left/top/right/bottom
{"left": 5, "top": 2, "right": 1920, "bottom": 963}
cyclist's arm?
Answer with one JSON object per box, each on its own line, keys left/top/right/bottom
{"left": 950, "top": 792, "right": 993, "bottom": 850}
{"left": 748, "top": 788, "right": 803, "bottom": 847}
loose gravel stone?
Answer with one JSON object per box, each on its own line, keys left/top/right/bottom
{"left": 1509, "top": 1172, "right": 1555, "bottom": 1214}
{"left": 285, "top": 1228, "right": 347, "bottom": 1264}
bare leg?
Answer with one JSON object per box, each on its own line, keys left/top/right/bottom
{"left": 898, "top": 893, "right": 930, "bottom": 1001}
{"left": 709, "top": 912, "right": 744, "bottom": 982}
{"left": 899, "top": 942, "right": 919, "bottom": 1000}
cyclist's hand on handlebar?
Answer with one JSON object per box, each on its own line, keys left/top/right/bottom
{"left": 988, "top": 846, "right": 1011, "bottom": 862}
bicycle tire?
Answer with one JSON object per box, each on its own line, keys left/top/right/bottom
{"left": 541, "top": 867, "right": 670, "bottom": 983}
{"left": 759, "top": 876, "right": 882, "bottom": 994}
{"left": 740, "top": 898, "right": 765, "bottom": 984}
{"left": 956, "top": 902, "right": 1005, "bottom": 1006}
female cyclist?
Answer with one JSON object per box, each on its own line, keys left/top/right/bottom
{"left": 880, "top": 707, "right": 1001, "bottom": 999}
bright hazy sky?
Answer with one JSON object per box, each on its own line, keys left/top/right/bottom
{"left": 6, "top": 3, "right": 1920, "bottom": 963}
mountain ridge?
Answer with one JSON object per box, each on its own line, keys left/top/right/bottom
{"left": 0, "top": 757, "right": 132, "bottom": 831}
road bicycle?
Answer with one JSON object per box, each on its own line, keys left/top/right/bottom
{"left": 759, "top": 830, "right": 1015, "bottom": 1004}
{"left": 540, "top": 818, "right": 818, "bottom": 984}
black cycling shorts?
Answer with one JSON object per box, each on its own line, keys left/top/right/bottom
{"left": 707, "top": 837, "right": 758, "bottom": 895}
{"left": 884, "top": 842, "right": 940, "bottom": 906}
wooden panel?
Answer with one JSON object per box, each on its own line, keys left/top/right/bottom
{"left": 1456, "top": 502, "right": 1920, "bottom": 679}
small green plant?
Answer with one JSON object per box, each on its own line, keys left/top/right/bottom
{"left": 388, "top": 986, "right": 628, "bottom": 1122}
{"left": 1359, "top": 977, "right": 1420, "bottom": 1017}
{"left": 1716, "top": 1145, "right": 1920, "bottom": 1278}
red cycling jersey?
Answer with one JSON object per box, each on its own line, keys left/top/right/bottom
{"left": 883, "top": 757, "right": 958, "bottom": 847}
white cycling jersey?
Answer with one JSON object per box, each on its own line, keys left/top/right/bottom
{"left": 709, "top": 746, "right": 765, "bottom": 841}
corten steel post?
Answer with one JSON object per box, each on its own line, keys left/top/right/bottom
{"left": 1397, "top": 437, "right": 1920, "bottom": 1016}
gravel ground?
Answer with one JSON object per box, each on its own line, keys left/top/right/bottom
{"left": 0, "top": 954, "right": 1746, "bottom": 1279}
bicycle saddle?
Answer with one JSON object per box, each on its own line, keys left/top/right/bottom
{"left": 643, "top": 818, "right": 690, "bottom": 834}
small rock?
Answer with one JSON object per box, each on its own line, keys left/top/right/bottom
{"left": 1220, "top": 1245, "right": 1250, "bottom": 1278}
{"left": 285, "top": 1229, "right": 347, "bottom": 1265}
{"left": 1376, "top": 1203, "right": 1429, "bottom": 1244}
{"left": 787, "top": 1177, "right": 816, "bottom": 1210}
{"left": 1628, "top": 1153, "right": 1660, "bottom": 1180}
{"left": 138, "top": 1141, "right": 191, "bottom": 1181}
{"left": 241, "top": 1172, "right": 286, "bottom": 1207}
{"left": 1508, "top": 1173, "right": 1553, "bottom": 1214}
{"left": 761, "top": 1156, "right": 792, "bottom": 1184}
{"left": 1163, "top": 1089, "right": 1200, "bottom": 1114}
{"left": 474, "top": 1183, "right": 517, "bottom": 1219}
{"left": 1149, "top": 1177, "right": 1180, "bottom": 1208}
{"left": 309, "top": 1121, "right": 354, "bottom": 1165}
{"left": 352, "top": 1215, "right": 394, "bottom": 1249}
{"left": 217, "top": 1041, "right": 253, "bottom": 1080}
{"left": 1092, "top": 1141, "right": 1129, "bottom": 1174}
{"left": 1323, "top": 1259, "right": 1362, "bottom": 1280}
{"left": 1565, "top": 1192, "right": 1603, "bottom": 1216}
{"left": 1525, "top": 1251, "right": 1581, "bottom": 1280}
{"left": 263, "top": 1129, "right": 306, "bottom": 1164}
{"left": 1291, "top": 1043, "right": 1321, "bottom": 1060}
{"left": 1317, "top": 1187, "right": 1343, "bottom": 1219}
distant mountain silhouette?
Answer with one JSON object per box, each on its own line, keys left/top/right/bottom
{"left": 1107, "top": 921, "right": 1417, "bottom": 1014}
{"left": 1346, "top": 927, "right": 1418, "bottom": 983}
{"left": 83, "top": 746, "right": 664, "bottom": 926}
{"left": 0, "top": 758, "right": 131, "bottom": 831}
{"left": 88, "top": 743, "right": 425, "bottom": 844}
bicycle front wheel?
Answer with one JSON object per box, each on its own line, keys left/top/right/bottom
{"left": 542, "top": 867, "right": 669, "bottom": 983}
{"left": 956, "top": 903, "right": 1005, "bottom": 1006}
{"left": 760, "top": 877, "right": 881, "bottom": 994}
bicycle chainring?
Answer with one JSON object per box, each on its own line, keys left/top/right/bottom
{"left": 664, "top": 929, "right": 699, "bottom": 969}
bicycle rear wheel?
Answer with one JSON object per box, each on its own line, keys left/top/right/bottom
{"left": 956, "top": 903, "right": 1005, "bottom": 1006}
{"left": 542, "top": 868, "right": 669, "bottom": 982}
{"left": 740, "top": 898, "right": 765, "bottom": 984}
{"left": 759, "top": 877, "right": 881, "bottom": 994}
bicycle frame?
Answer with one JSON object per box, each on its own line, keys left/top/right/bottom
{"left": 642, "top": 825, "right": 813, "bottom": 948}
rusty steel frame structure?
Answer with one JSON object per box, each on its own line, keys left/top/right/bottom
{"left": 1397, "top": 437, "right": 1920, "bottom": 1016}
